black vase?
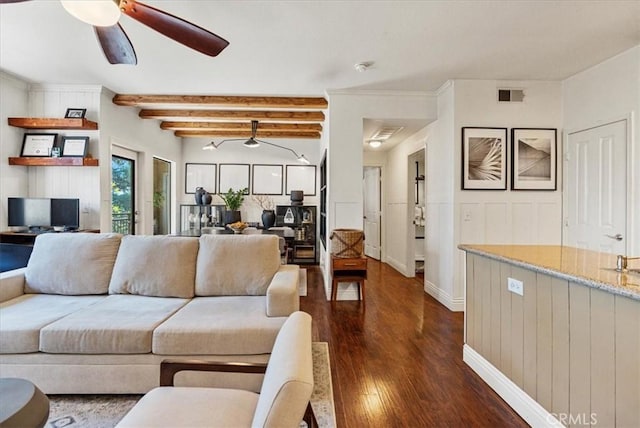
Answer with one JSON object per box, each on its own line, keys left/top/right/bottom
{"left": 224, "top": 210, "right": 241, "bottom": 225}
{"left": 203, "top": 192, "right": 213, "bottom": 205}
{"left": 261, "top": 210, "right": 276, "bottom": 229}
{"left": 194, "top": 187, "right": 206, "bottom": 205}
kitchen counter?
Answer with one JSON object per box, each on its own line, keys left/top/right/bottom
{"left": 459, "top": 244, "right": 640, "bottom": 427}
{"left": 459, "top": 244, "right": 640, "bottom": 301}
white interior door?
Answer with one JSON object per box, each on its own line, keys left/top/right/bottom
{"left": 565, "top": 120, "right": 627, "bottom": 253}
{"left": 363, "top": 166, "right": 381, "bottom": 259}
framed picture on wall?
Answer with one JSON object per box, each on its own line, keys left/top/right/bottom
{"left": 252, "top": 164, "right": 283, "bottom": 195}
{"left": 511, "top": 128, "right": 557, "bottom": 190}
{"left": 219, "top": 163, "right": 250, "bottom": 194}
{"left": 185, "top": 163, "right": 216, "bottom": 194}
{"left": 461, "top": 127, "right": 508, "bottom": 190}
{"left": 285, "top": 165, "right": 316, "bottom": 196}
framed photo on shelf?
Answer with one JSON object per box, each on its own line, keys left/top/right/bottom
{"left": 252, "top": 164, "right": 283, "bottom": 195}
{"left": 219, "top": 163, "right": 250, "bottom": 194}
{"left": 64, "top": 108, "right": 86, "bottom": 119}
{"left": 461, "top": 127, "right": 507, "bottom": 190}
{"left": 61, "top": 136, "right": 89, "bottom": 157}
{"left": 20, "top": 133, "right": 57, "bottom": 157}
{"left": 511, "top": 128, "right": 557, "bottom": 190}
{"left": 285, "top": 165, "right": 316, "bottom": 195}
{"left": 185, "top": 163, "right": 216, "bottom": 194}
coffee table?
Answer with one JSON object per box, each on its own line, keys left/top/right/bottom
{"left": 0, "top": 378, "right": 49, "bottom": 428}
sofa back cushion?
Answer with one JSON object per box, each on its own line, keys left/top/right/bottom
{"left": 25, "top": 233, "right": 121, "bottom": 295}
{"left": 195, "top": 235, "right": 280, "bottom": 296}
{"left": 108, "top": 235, "right": 198, "bottom": 298}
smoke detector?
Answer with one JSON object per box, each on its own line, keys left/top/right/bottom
{"left": 354, "top": 62, "right": 373, "bottom": 72}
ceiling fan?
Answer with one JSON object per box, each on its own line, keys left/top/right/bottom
{"left": 203, "top": 120, "right": 311, "bottom": 164}
{"left": 1, "top": 0, "right": 229, "bottom": 65}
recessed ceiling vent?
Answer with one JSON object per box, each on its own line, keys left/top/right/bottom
{"left": 371, "top": 126, "right": 404, "bottom": 140}
{"left": 497, "top": 88, "right": 525, "bottom": 103}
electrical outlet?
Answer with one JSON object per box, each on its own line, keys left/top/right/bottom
{"left": 507, "top": 277, "right": 524, "bottom": 296}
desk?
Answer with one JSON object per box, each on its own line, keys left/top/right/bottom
{"left": 0, "top": 229, "right": 99, "bottom": 245}
{"left": 331, "top": 255, "right": 367, "bottom": 301}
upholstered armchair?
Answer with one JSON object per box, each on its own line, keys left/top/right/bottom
{"left": 115, "top": 311, "right": 315, "bottom": 428}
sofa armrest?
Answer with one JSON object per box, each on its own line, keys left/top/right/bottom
{"left": 0, "top": 268, "right": 26, "bottom": 303}
{"left": 266, "top": 264, "right": 300, "bottom": 317}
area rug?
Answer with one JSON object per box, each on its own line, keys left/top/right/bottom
{"left": 299, "top": 267, "right": 308, "bottom": 296}
{"left": 46, "top": 342, "right": 335, "bottom": 428}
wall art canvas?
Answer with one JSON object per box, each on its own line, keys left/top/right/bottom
{"left": 511, "top": 128, "right": 557, "bottom": 190}
{"left": 462, "top": 127, "right": 507, "bottom": 190}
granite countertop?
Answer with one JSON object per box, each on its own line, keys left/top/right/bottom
{"left": 458, "top": 244, "right": 640, "bottom": 301}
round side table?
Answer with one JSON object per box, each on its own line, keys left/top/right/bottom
{"left": 0, "top": 378, "right": 50, "bottom": 428}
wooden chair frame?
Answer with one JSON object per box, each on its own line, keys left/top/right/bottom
{"left": 160, "top": 359, "right": 318, "bottom": 428}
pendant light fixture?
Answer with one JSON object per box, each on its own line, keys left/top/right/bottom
{"left": 202, "top": 120, "right": 311, "bottom": 164}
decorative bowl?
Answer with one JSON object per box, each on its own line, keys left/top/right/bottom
{"left": 227, "top": 222, "right": 248, "bottom": 234}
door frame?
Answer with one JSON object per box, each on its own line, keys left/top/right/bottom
{"left": 111, "top": 145, "right": 140, "bottom": 235}
{"left": 406, "top": 147, "right": 426, "bottom": 278}
{"left": 562, "top": 113, "right": 635, "bottom": 254}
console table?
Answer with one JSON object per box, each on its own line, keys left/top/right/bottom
{"left": 331, "top": 255, "right": 367, "bottom": 301}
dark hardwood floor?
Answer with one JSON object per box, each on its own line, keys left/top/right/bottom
{"left": 300, "top": 259, "right": 528, "bottom": 427}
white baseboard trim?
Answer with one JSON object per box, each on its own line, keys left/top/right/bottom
{"left": 424, "top": 280, "right": 464, "bottom": 312}
{"left": 463, "top": 345, "right": 563, "bottom": 428}
{"left": 386, "top": 256, "right": 407, "bottom": 276}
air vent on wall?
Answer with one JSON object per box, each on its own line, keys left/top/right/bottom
{"left": 497, "top": 88, "right": 525, "bottom": 103}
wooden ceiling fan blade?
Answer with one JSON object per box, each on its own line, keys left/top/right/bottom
{"left": 94, "top": 23, "right": 137, "bottom": 65}
{"left": 119, "top": 0, "right": 229, "bottom": 57}
{"left": 0, "top": 0, "right": 32, "bottom": 3}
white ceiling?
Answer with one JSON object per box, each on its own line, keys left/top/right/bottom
{"left": 1, "top": 0, "right": 638, "bottom": 150}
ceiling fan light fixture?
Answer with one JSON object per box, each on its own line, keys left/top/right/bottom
{"left": 369, "top": 140, "right": 382, "bottom": 148}
{"left": 61, "top": 0, "right": 121, "bottom": 27}
{"left": 202, "top": 142, "right": 217, "bottom": 151}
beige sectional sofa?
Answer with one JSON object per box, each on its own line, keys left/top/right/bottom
{"left": 0, "top": 232, "right": 300, "bottom": 394}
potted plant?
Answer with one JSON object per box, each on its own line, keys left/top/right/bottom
{"left": 252, "top": 195, "right": 276, "bottom": 229}
{"left": 220, "top": 187, "right": 247, "bottom": 224}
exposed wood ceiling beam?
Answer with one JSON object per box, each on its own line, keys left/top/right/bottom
{"left": 174, "top": 130, "right": 321, "bottom": 139}
{"left": 160, "top": 121, "right": 323, "bottom": 132}
{"left": 139, "top": 109, "right": 325, "bottom": 121}
{"left": 114, "top": 95, "right": 328, "bottom": 109}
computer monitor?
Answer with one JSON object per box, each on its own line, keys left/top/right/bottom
{"left": 7, "top": 197, "right": 80, "bottom": 230}
{"left": 51, "top": 198, "right": 80, "bottom": 230}
{"left": 8, "top": 198, "right": 50, "bottom": 228}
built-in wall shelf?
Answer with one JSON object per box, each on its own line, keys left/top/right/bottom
{"left": 8, "top": 117, "right": 98, "bottom": 130}
{"left": 8, "top": 157, "right": 99, "bottom": 167}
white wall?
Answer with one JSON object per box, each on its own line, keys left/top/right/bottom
{"left": 425, "top": 82, "right": 457, "bottom": 310}
{"left": 25, "top": 84, "right": 102, "bottom": 229}
{"left": 562, "top": 45, "right": 639, "bottom": 256}
{"left": 99, "top": 88, "right": 183, "bottom": 234}
{"left": 180, "top": 137, "right": 322, "bottom": 227}
{"left": 0, "top": 72, "right": 29, "bottom": 229}
{"left": 326, "top": 90, "right": 437, "bottom": 298}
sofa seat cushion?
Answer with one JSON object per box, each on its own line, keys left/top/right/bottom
{"left": 39, "top": 295, "right": 189, "bottom": 354}
{"left": 0, "top": 294, "right": 105, "bottom": 354}
{"left": 153, "top": 297, "right": 287, "bottom": 355}
{"left": 109, "top": 235, "right": 199, "bottom": 298}
{"left": 116, "top": 387, "right": 258, "bottom": 428}
{"left": 25, "top": 233, "right": 121, "bottom": 295}
{"left": 195, "top": 235, "right": 281, "bottom": 296}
